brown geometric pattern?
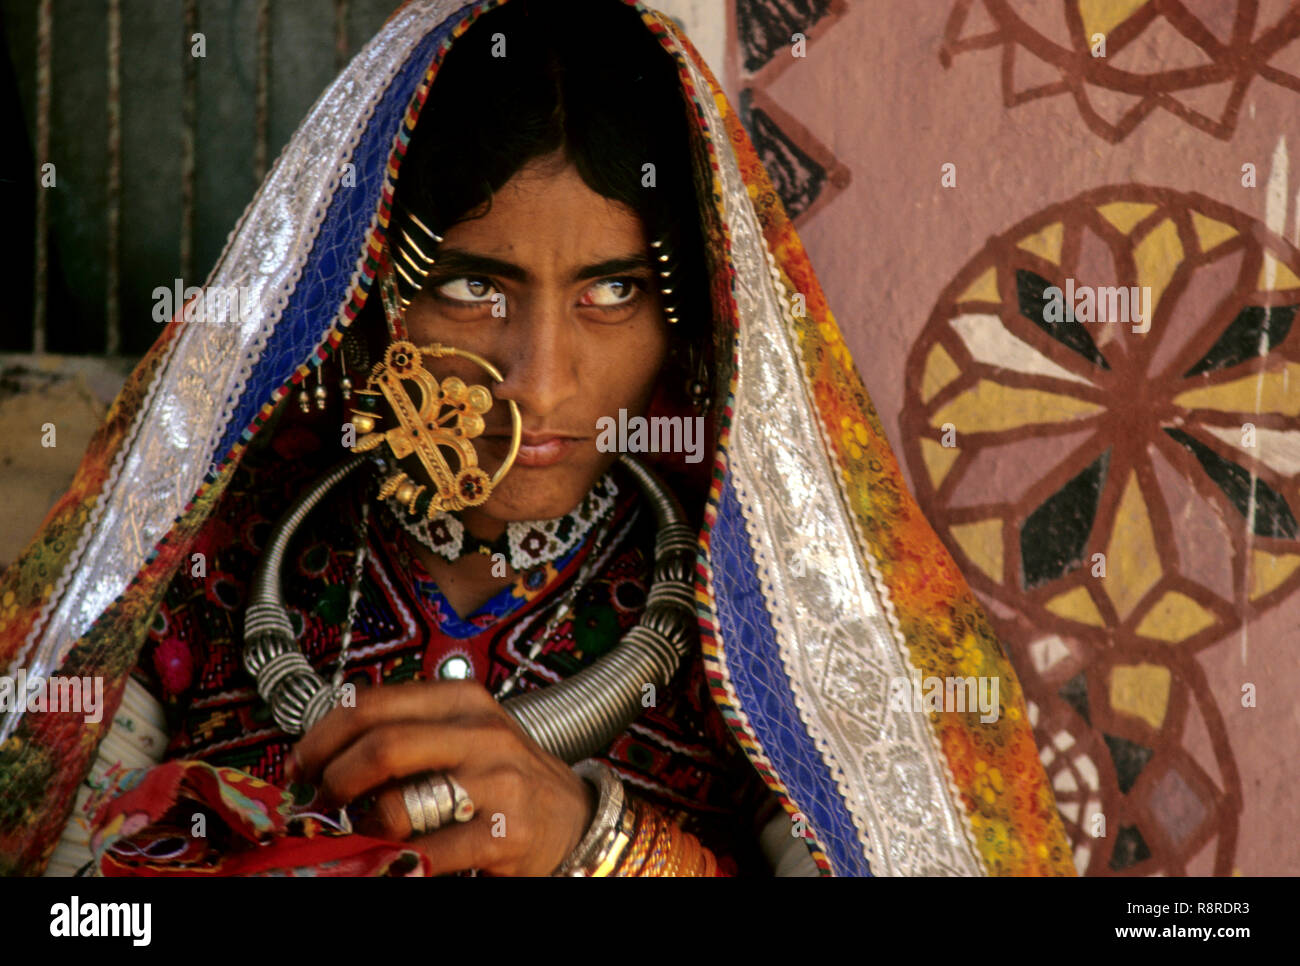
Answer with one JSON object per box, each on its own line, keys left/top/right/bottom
{"left": 729, "top": 0, "right": 851, "bottom": 223}
{"left": 899, "top": 185, "right": 1300, "bottom": 874}
{"left": 940, "top": 0, "right": 1300, "bottom": 142}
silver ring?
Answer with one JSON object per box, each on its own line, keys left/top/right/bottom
{"left": 421, "top": 775, "right": 449, "bottom": 832}
{"left": 400, "top": 772, "right": 476, "bottom": 836}
{"left": 401, "top": 772, "right": 452, "bottom": 836}
{"left": 447, "top": 774, "right": 476, "bottom": 823}
{"left": 402, "top": 781, "right": 428, "bottom": 836}
{"left": 430, "top": 775, "right": 456, "bottom": 828}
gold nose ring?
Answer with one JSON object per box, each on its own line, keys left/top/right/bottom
{"left": 351, "top": 339, "right": 522, "bottom": 519}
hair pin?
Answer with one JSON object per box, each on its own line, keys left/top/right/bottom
{"left": 650, "top": 236, "right": 680, "bottom": 324}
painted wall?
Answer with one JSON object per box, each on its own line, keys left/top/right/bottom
{"left": 724, "top": 0, "right": 1300, "bottom": 875}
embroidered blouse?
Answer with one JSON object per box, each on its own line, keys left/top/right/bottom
{"left": 132, "top": 429, "right": 772, "bottom": 874}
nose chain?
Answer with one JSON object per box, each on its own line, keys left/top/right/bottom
{"left": 331, "top": 496, "right": 372, "bottom": 692}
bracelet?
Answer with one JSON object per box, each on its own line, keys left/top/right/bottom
{"left": 609, "top": 798, "right": 721, "bottom": 877}
{"left": 552, "top": 761, "right": 634, "bottom": 877}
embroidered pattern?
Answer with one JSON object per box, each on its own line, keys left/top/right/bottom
{"left": 392, "top": 472, "right": 619, "bottom": 571}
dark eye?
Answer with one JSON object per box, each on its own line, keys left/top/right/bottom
{"left": 434, "top": 277, "right": 496, "bottom": 303}
{"left": 579, "top": 278, "right": 641, "bottom": 307}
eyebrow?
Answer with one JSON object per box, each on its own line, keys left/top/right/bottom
{"left": 427, "top": 247, "right": 654, "bottom": 283}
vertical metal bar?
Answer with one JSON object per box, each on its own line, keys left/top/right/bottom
{"left": 254, "top": 0, "right": 269, "bottom": 183}
{"left": 34, "top": 0, "right": 52, "bottom": 355}
{"left": 181, "top": 0, "right": 197, "bottom": 286}
{"left": 106, "top": 0, "right": 122, "bottom": 355}
{"left": 335, "top": 0, "right": 349, "bottom": 72}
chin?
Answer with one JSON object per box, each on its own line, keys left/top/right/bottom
{"left": 477, "top": 459, "right": 611, "bottom": 523}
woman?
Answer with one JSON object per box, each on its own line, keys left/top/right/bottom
{"left": 0, "top": 0, "right": 1073, "bottom": 876}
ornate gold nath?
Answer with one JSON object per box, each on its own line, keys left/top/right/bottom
{"left": 349, "top": 339, "right": 522, "bottom": 518}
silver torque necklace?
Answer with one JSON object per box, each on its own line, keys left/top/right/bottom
{"left": 243, "top": 453, "right": 698, "bottom": 765}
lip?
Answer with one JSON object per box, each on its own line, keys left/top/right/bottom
{"left": 481, "top": 431, "right": 587, "bottom": 469}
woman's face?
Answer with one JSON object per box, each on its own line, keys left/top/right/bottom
{"left": 401, "top": 152, "right": 670, "bottom": 524}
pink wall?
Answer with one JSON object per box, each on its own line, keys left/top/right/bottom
{"left": 732, "top": 0, "right": 1300, "bottom": 875}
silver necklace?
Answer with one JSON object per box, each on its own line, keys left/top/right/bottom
{"left": 243, "top": 453, "right": 698, "bottom": 765}
{"left": 328, "top": 498, "right": 371, "bottom": 693}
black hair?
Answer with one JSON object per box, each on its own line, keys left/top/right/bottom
{"left": 385, "top": 0, "right": 712, "bottom": 375}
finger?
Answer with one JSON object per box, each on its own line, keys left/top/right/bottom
{"left": 397, "top": 768, "right": 588, "bottom": 876}
{"left": 408, "top": 820, "right": 505, "bottom": 876}
{"left": 317, "top": 715, "right": 517, "bottom": 805}
{"left": 361, "top": 770, "right": 506, "bottom": 842}
{"left": 293, "top": 679, "right": 499, "bottom": 781}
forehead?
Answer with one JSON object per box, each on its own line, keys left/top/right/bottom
{"left": 444, "top": 157, "right": 647, "bottom": 266}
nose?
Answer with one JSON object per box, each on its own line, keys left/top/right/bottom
{"left": 491, "top": 293, "right": 581, "bottom": 424}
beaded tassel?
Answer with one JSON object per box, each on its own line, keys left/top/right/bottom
{"left": 313, "top": 365, "right": 328, "bottom": 411}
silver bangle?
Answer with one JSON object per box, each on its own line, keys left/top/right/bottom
{"left": 553, "top": 761, "right": 630, "bottom": 877}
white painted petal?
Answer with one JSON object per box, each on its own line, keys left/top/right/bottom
{"left": 950, "top": 312, "right": 1095, "bottom": 386}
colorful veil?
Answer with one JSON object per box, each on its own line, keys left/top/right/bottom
{"left": 0, "top": 0, "right": 1073, "bottom": 876}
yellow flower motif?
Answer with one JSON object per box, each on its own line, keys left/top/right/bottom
{"left": 974, "top": 764, "right": 1005, "bottom": 805}
{"left": 955, "top": 633, "right": 983, "bottom": 677}
{"left": 817, "top": 321, "right": 854, "bottom": 370}
{"left": 839, "top": 416, "right": 869, "bottom": 460}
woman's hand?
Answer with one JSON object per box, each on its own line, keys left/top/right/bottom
{"left": 288, "top": 680, "right": 596, "bottom": 876}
